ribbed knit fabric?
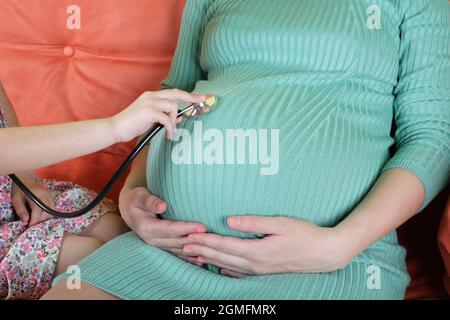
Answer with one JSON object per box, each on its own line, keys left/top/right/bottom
{"left": 54, "top": 0, "right": 449, "bottom": 299}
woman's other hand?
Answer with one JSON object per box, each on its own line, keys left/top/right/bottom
{"left": 119, "top": 186, "right": 207, "bottom": 265}
{"left": 184, "top": 216, "right": 355, "bottom": 277}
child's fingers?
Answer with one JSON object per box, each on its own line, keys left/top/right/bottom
{"left": 169, "top": 108, "right": 178, "bottom": 133}
{"left": 157, "top": 89, "right": 206, "bottom": 103}
{"left": 149, "top": 99, "right": 179, "bottom": 130}
{"left": 11, "top": 190, "right": 29, "bottom": 223}
{"left": 154, "top": 112, "right": 175, "bottom": 139}
{"left": 149, "top": 99, "right": 178, "bottom": 113}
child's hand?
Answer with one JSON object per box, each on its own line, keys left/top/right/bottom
{"left": 11, "top": 175, "right": 55, "bottom": 226}
{"left": 112, "top": 89, "right": 206, "bottom": 142}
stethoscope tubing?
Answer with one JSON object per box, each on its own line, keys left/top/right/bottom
{"left": 8, "top": 105, "right": 196, "bottom": 219}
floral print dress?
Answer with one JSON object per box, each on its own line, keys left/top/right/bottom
{"left": 0, "top": 105, "right": 117, "bottom": 300}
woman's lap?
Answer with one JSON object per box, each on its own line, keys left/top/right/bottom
{"left": 51, "top": 232, "right": 409, "bottom": 300}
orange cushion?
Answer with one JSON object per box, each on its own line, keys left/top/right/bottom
{"left": 438, "top": 197, "right": 450, "bottom": 295}
{"left": 0, "top": 0, "right": 185, "bottom": 203}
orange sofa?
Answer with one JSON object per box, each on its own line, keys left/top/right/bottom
{"left": 0, "top": 0, "right": 185, "bottom": 202}
{"left": 0, "top": 0, "right": 448, "bottom": 299}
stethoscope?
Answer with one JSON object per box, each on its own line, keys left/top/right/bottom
{"left": 8, "top": 95, "right": 219, "bottom": 219}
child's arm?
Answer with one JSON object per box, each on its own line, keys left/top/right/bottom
{"left": 0, "top": 118, "right": 117, "bottom": 176}
{"left": 0, "top": 85, "right": 205, "bottom": 176}
{"left": 0, "top": 84, "right": 39, "bottom": 180}
{"left": 0, "top": 83, "right": 60, "bottom": 224}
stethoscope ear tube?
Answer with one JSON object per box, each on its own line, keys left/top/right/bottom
{"left": 8, "top": 106, "right": 195, "bottom": 219}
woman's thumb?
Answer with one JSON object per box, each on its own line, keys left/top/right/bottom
{"left": 144, "top": 194, "right": 166, "bottom": 214}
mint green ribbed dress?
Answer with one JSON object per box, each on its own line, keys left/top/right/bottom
{"left": 54, "top": 0, "right": 449, "bottom": 299}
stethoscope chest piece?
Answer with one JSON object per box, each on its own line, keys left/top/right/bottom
{"left": 183, "top": 95, "right": 218, "bottom": 118}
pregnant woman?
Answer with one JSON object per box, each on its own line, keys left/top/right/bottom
{"left": 45, "top": 0, "right": 449, "bottom": 299}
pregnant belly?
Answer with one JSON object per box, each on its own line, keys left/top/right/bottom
{"left": 147, "top": 83, "right": 392, "bottom": 238}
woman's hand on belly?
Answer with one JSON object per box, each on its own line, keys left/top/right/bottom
{"left": 118, "top": 187, "right": 207, "bottom": 265}
{"left": 183, "top": 216, "right": 352, "bottom": 277}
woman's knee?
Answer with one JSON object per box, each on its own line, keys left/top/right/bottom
{"left": 82, "top": 212, "right": 129, "bottom": 243}
{"left": 55, "top": 233, "right": 104, "bottom": 276}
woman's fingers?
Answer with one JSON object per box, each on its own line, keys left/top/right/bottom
{"left": 227, "top": 215, "right": 288, "bottom": 235}
{"left": 187, "top": 233, "right": 256, "bottom": 256}
{"left": 120, "top": 188, "right": 160, "bottom": 232}
{"left": 183, "top": 244, "right": 250, "bottom": 271}
{"left": 196, "top": 256, "right": 252, "bottom": 275}
{"left": 169, "top": 248, "right": 185, "bottom": 255}
{"left": 129, "top": 188, "right": 166, "bottom": 215}
{"left": 125, "top": 188, "right": 206, "bottom": 256}
{"left": 143, "top": 239, "right": 203, "bottom": 266}
{"left": 176, "top": 254, "right": 203, "bottom": 266}
{"left": 146, "top": 236, "right": 192, "bottom": 249}
{"left": 220, "top": 269, "right": 249, "bottom": 278}
{"left": 142, "top": 219, "right": 206, "bottom": 239}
